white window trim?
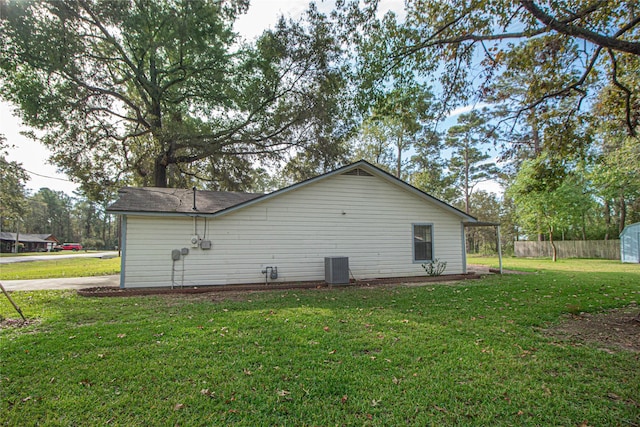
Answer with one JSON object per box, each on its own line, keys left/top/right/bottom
{"left": 412, "top": 223, "right": 434, "bottom": 263}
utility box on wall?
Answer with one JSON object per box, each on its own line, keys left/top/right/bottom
{"left": 325, "top": 256, "right": 349, "bottom": 285}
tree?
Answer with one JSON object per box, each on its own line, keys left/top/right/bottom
{"left": 466, "top": 190, "right": 502, "bottom": 254}
{"left": 279, "top": 5, "right": 358, "bottom": 184}
{"left": 338, "top": 0, "right": 640, "bottom": 143}
{"left": 371, "top": 84, "right": 435, "bottom": 178}
{"left": 590, "top": 135, "right": 640, "bottom": 236}
{"left": 0, "top": 136, "right": 28, "bottom": 231}
{"left": 0, "top": 0, "right": 345, "bottom": 193}
{"left": 485, "top": 35, "right": 596, "bottom": 161}
{"left": 445, "top": 110, "right": 499, "bottom": 213}
{"left": 508, "top": 157, "right": 593, "bottom": 261}
{"left": 23, "top": 188, "right": 75, "bottom": 242}
{"left": 408, "top": 129, "right": 459, "bottom": 203}
{"left": 352, "top": 119, "right": 396, "bottom": 175}
{"left": 353, "top": 83, "right": 436, "bottom": 179}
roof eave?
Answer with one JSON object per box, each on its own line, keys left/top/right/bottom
{"left": 106, "top": 160, "right": 478, "bottom": 223}
{"left": 208, "top": 160, "right": 478, "bottom": 222}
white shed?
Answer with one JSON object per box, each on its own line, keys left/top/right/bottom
{"left": 107, "top": 161, "right": 477, "bottom": 288}
{"left": 620, "top": 222, "right": 640, "bottom": 263}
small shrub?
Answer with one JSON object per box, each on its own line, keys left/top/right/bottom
{"left": 82, "top": 238, "right": 105, "bottom": 250}
{"left": 422, "top": 258, "right": 447, "bottom": 276}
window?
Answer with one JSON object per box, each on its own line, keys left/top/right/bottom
{"left": 413, "top": 224, "right": 433, "bottom": 262}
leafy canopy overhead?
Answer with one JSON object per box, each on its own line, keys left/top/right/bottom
{"left": 339, "top": 0, "right": 640, "bottom": 140}
{"left": 0, "top": 0, "right": 348, "bottom": 194}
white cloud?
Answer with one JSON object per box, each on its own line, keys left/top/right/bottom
{"left": 446, "top": 102, "right": 491, "bottom": 119}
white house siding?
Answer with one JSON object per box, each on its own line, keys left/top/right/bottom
{"left": 121, "top": 174, "right": 466, "bottom": 288}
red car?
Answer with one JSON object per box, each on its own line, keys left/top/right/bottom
{"left": 53, "top": 243, "right": 83, "bottom": 252}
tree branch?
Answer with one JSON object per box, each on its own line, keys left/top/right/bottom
{"left": 519, "top": 0, "right": 640, "bottom": 55}
{"left": 606, "top": 48, "right": 637, "bottom": 137}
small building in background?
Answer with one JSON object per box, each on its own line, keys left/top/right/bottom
{"left": 0, "top": 233, "right": 59, "bottom": 253}
{"left": 620, "top": 222, "right": 640, "bottom": 263}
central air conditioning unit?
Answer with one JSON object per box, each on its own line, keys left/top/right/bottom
{"left": 325, "top": 256, "right": 349, "bottom": 285}
{"left": 190, "top": 235, "right": 200, "bottom": 248}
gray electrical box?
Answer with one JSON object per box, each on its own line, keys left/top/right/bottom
{"left": 200, "top": 240, "right": 212, "bottom": 250}
{"left": 171, "top": 249, "right": 181, "bottom": 261}
{"left": 325, "top": 257, "right": 349, "bottom": 285}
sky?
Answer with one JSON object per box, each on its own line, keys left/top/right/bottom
{"left": 2, "top": 0, "right": 500, "bottom": 196}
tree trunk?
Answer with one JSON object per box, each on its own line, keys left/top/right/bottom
{"left": 396, "top": 135, "right": 402, "bottom": 178}
{"left": 604, "top": 199, "right": 611, "bottom": 240}
{"left": 154, "top": 154, "right": 169, "bottom": 188}
{"left": 549, "top": 227, "right": 557, "bottom": 262}
{"left": 464, "top": 145, "right": 470, "bottom": 214}
{"left": 14, "top": 220, "right": 20, "bottom": 254}
{"left": 618, "top": 194, "right": 626, "bottom": 234}
{"left": 531, "top": 115, "right": 541, "bottom": 156}
{"left": 102, "top": 209, "right": 107, "bottom": 243}
{"left": 85, "top": 207, "right": 92, "bottom": 239}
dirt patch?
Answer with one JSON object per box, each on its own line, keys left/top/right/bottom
{"left": 545, "top": 303, "right": 640, "bottom": 353}
{"left": 467, "top": 264, "right": 530, "bottom": 275}
{"left": 0, "top": 318, "right": 40, "bottom": 329}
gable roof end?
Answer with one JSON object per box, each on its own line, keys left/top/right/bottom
{"left": 210, "top": 160, "right": 477, "bottom": 222}
{"left": 106, "top": 160, "right": 477, "bottom": 223}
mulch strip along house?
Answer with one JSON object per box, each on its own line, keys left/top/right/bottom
{"left": 107, "top": 160, "right": 478, "bottom": 289}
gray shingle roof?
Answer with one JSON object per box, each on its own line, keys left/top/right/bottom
{"left": 107, "top": 187, "right": 263, "bottom": 214}
{"left": 0, "top": 232, "right": 52, "bottom": 243}
{"left": 106, "top": 161, "right": 477, "bottom": 222}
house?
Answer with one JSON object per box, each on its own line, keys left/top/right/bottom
{"left": 107, "top": 160, "right": 477, "bottom": 288}
{"left": 620, "top": 222, "right": 640, "bottom": 263}
{"left": 0, "top": 232, "right": 59, "bottom": 253}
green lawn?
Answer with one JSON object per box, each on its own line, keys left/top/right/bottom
{"left": 1, "top": 258, "right": 638, "bottom": 426}
{"left": 468, "top": 253, "right": 640, "bottom": 274}
{"left": 0, "top": 257, "right": 121, "bottom": 280}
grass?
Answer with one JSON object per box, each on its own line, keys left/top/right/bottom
{"left": 0, "top": 257, "right": 121, "bottom": 280}
{"left": 468, "top": 253, "right": 640, "bottom": 273}
{"left": 1, "top": 258, "right": 639, "bottom": 426}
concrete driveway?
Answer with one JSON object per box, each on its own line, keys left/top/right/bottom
{"left": 0, "top": 251, "right": 119, "bottom": 264}
{"left": 2, "top": 275, "right": 120, "bottom": 291}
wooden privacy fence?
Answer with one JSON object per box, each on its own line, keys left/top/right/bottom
{"left": 514, "top": 240, "right": 620, "bottom": 260}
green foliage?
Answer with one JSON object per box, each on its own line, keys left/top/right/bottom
{"left": 82, "top": 237, "right": 106, "bottom": 250}
{"left": 0, "top": 136, "right": 29, "bottom": 227}
{"left": 589, "top": 134, "right": 640, "bottom": 235}
{"left": 3, "top": 188, "right": 119, "bottom": 249}
{"left": 0, "top": 256, "right": 120, "bottom": 280}
{"left": 23, "top": 188, "right": 73, "bottom": 240}
{"left": 1, "top": 260, "right": 638, "bottom": 425}
{"left": 465, "top": 191, "right": 511, "bottom": 255}
{"left": 508, "top": 158, "right": 594, "bottom": 259}
{"left": 337, "top": 0, "right": 640, "bottom": 157}
{"left": 0, "top": 0, "right": 350, "bottom": 193}
{"left": 445, "top": 109, "right": 500, "bottom": 213}
{"left": 421, "top": 258, "right": 447, "bottom": 276}
{"left": 356, "top": 83, "right": 436, "bottom": 178}
{"left": 279, "top": 6, "right": 358, "bottom": 183}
